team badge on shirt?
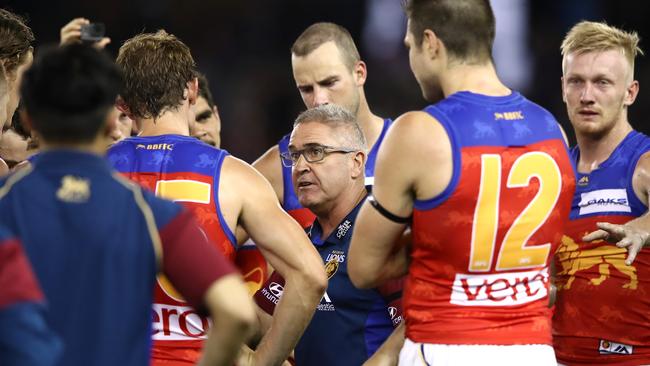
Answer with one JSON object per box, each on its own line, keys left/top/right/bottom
{"left": 325, "top": 258, "right": 339, "bottom": 279}
{"left": 56, "top": 175, "right": 90, "bottom": 203}
{"left": 324, "top": 250, "right": 345, "bottom": 279}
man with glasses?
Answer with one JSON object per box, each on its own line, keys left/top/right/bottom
{"left": 253, "top": 22, "right": 392, "bottom": 230}
{"left": 253, "top": 104, "right": 403, "bottom": 366}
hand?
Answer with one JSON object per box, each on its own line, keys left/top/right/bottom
{"left": 235, "top": 345, "right": 254, "bottom": 366}
{"left": 234, "top": 345, "right": 293, "bottom": 366}
{"left": 583, "top": 222, "right": 650, "bottom": 265}
{"left": 60, "top": 18, "right": 110, "bottom": 49}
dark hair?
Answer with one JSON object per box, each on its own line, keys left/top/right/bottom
{"left": 117, "top": 30, "right": 196, "bottom": 119}
{"left": 0, "top": 9, "right": 34, "bottom": 75}
{"left": 197, "top": 73, "right": 215, "bottom": 109}
{"left": 291, "top": 22, "right": 360, "bottom": 71}
{"left": 404, "top": 0, "right": 495, "bottom": 64}
{"left": 20, "top": 44, "right": 122, "bottom": 143}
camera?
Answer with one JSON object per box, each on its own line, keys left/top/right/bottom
{"left": 80, "top": 23, "right": 105, "bottom": 43}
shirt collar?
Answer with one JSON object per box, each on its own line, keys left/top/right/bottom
{"left": 308, "top": 195, "right": 367, "bottom": 247}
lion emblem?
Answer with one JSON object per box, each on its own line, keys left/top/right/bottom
{"left": 555, "top": 235, "right": 637, "bottom": 290}
{"left": 325, "top": 258, "right": 339, "bottom": 279}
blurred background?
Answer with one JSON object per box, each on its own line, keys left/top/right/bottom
{"left": 3, "top": 0, "right": 650, "bottom": 162}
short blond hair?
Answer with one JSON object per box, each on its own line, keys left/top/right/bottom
{"left": 561, "top": 21, "right": 643, "bottom": 76}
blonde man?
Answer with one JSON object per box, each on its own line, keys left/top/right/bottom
{"left": 553, "top": 21, "right": 650, "bottom": 366}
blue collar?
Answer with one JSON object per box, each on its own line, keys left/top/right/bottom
{"left": 308, "top": 196, "right": 367, "bottom": 247}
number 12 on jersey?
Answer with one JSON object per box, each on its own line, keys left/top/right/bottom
{"left": 469, "top": 152, "right": 561, "bottom": 272}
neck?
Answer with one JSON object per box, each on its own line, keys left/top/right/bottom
{"left": 314, "top": 182, "right": 366, "bottom": 239}
{"left": 137, "top": 109, "right": 190, "bottom": 137}
{"left": 440, "top": 61, "right": 510, "bottom": 98}
{"left": 576, "top": 120, "right": 633, "bottom": 173}
{"left": 356, "top": 93, "right": 385, "bottom": 148}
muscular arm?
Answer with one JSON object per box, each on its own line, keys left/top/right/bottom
{"left": 252, "top": 144, "right": 285, "bottom": 204}
{"left": 234, "top": 145, "right": 284, "bottom": 245}
{"left": 632, "top": 151, "right": 650, "bottom": 207}
{"left": 159, "top": 210, "right": 256, "bottom": 366}
{"left": 349, "top": 111, "right": 452, "bottom": 288}
{"left": 198, "top": 275, "right": 258, "bottom": 366}
{"left": 222, "top": 157, "right": 327, "bottom": 366}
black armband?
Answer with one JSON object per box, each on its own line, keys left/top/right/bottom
{"left": 367, "top": 194, "right": 412, "bottom": 224}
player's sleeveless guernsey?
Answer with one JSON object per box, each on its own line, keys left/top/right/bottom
{"left": 406, "top": 91, "right": 575, "bottom": 345}
{"left": 277, "top": 118, "right": 392, "bottom": 227}
{"left": 108, "top": 135, "right": 236, "bottom": 364}
{"left": 553, "top": 131, "right": 650, "bottom": 366}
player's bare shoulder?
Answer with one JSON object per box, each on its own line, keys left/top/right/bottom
{"left": 381, "top": 111, "right": 453, "bottom": 200}
{"left": 632, "top": 150, "right": 650, "bottom": 205}
{"left": 252, "top": 144, "right": 284, "bottom": 202}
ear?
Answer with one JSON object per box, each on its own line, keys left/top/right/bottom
{"left": 560, "top": 76, "right": 567, "bottom": 104}
{"left": 353, "top": 61, "right": 367, "bottom": 87}
{"left": 422, "top": 29, "right": 442, "bottom": 60}
{"left": 624, "top": 80, "right": 639, "bottom": 107}
{"left": 350, "top": 150, "right": 366, "bottom": 179}
{"left": 103, "top": 107, "right": 118, "bottom": 138}
{"left": 115, "top": 96, "right": 135, "bottom": 120}
{"left": 187, "top": 77, "right": 199, "bottom": 106}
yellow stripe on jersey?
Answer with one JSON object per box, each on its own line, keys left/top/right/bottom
{"left": 155, "top": 180, "right": 211, "bottom": 204}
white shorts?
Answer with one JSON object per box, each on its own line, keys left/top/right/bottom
{"left": 399, "top": 338, "right": 557, "bottom": 366}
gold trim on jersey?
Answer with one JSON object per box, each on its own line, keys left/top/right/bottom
{"left": 113, "top": 173, "right": 163, "bottom": 271}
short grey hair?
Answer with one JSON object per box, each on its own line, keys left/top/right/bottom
{"left": 293, "top": 104, "right": 367, "bottom": 150}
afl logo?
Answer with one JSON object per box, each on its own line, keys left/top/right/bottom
{"left": 325, "top": 258, "right": 339, "bottom": 279}
{"left": 268, "top": 282, "right": 284, "bottom": 298}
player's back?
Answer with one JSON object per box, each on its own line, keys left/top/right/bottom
{"left": 108, "top": 134, "right": 236, "bottom": 259}
{"left": 0, "top": 150, "right": 181, "bottom": 366}
{"left": 108, "top": 135, "right": 235, "bottom": 364}
{"left": 407, "top": 91, "right": 575, "bottom": 345}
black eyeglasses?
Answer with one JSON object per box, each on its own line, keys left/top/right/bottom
{"left": 280, "top": 144, "right": 358, "bottom": 167}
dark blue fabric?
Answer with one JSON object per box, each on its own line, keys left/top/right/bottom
{"left": 0, "top": 150, "right": 183, "bottom": 366}
{"left": 295, "top": 198, "right": 394, "bottom": 366}
{"left": 0, "top": 302, "right": 62, "bottom": 366}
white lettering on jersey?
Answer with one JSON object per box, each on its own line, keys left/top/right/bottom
{"left": 450, "top": 268, "right": 549, "bottom": 306}
{"left": 578, "top": 189, "right": 631, "bottom": 215}
{"left": 317, "top": 291, "right": 335, "bottom": 311}
{"left": 152, "top": 303, "right": 211, "bottom": 341}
